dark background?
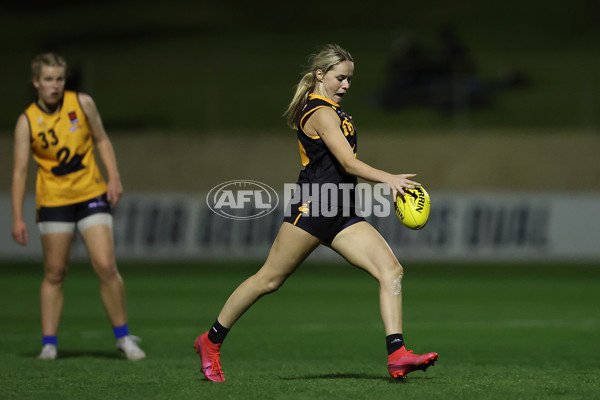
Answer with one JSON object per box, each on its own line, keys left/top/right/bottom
{"left": 2, "top": 0, "right": 599, "bottom": 133}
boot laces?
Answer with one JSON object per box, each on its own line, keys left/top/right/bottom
{"left": 210, "top": 351, "right": 223, "bottom": 375}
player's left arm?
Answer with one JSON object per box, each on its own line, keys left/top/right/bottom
{"left": 78, "top": 93, "right": 123, "bottom": 207}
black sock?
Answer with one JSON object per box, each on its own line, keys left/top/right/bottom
{"left": 386, "top": 333, "right": 404, "bottom": 355}
{"left": 207, "top": 319, "right": 230, "bottom": 344}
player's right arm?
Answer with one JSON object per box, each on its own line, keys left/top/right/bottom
{"left": 305, "top": 107, "right": 420, "bottom": 198}
{"left": 11, "top": 114, "right": 31, "bottom": 245}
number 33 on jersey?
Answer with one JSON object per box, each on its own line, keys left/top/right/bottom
{"left": 25, "top": 90, "right": 107, "bottom": 207}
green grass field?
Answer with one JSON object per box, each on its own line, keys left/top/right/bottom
{"left": 0, "top": 261, "right": 598, "bottom": 399}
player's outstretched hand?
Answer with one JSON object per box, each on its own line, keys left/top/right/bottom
{"left": 388, "top": 174, "right": 420, "bottom": 199}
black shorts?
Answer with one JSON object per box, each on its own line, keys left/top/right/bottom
{"left": 283, "top": 199, "right": 365, "bottom": 244}
{"left": 36, "top": 193, "right": 112, "bottom": 223}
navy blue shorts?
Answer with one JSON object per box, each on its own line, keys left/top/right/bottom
{"left": 36, "top": 193, "right": 112, "bottom": 223}
{"left": 283, "top": 199, "right": 365, "bottom": 244}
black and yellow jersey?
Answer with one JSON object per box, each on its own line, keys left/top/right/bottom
{"left": 24, "top": 91, "right": 106, "bottom": 207}
{"left": 296, "top": 93, "right": 358, "bottom": 191}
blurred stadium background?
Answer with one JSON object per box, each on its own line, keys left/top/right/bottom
{"left": 0, "top": 1, "right": 599, "bottom": 398}
{"left": 1, "top": 0, "right": 598, "bottom": 260}
{"left": 1, "top": 0, "right": 599, "bottom": 188}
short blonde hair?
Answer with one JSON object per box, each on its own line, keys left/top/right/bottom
{"left": 283, "top": 44, "right": 353, "bottom": 129}
{"left": 31, "top": 53, "right": 67, "bottom": 80}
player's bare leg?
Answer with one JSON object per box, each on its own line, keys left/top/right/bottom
{"left": 331, "top": 221, "right": 437, "bottom": 379}
{"left": 81, "top": 223, "right": 127, "bottom": 327}
{"left": 217, "top": 222, "right": 321, "bottom": 327}
{"left": 38, "top": 232, "right": 73, "bottom": 359}
{"left": 195, "top": 222, "right": 321, "bottom": 382}
{"left": 40, "top": 232, "right": 73, "bottom": 337}
{"left": 331, "top": 221, "right": 403, "bottom": 334}
{"left": 81, "top": 221, "right": 145, "bottom": 360}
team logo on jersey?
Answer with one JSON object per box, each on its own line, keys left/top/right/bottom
{"left": 298, "top": 202, "right": 311, "bottom": 215}
{"left": 36, "top": 115, "right": 47, "bottom": 130}
{"left": 207, "top": 180, "right": 279, "bottom": 220}
{"left": 68, "top": 111, "right": 78, "bottom": 132}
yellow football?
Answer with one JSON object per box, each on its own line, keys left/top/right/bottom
{"left": 394, "top": 186, "right": 431, "bottom": 230}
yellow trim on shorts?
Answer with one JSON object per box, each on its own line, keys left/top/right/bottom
{"left": 293, "top": 212, "right": 302, "bottom": 225}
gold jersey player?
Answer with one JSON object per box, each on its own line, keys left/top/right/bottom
{"left": 193, "top": 44, "right": 437, "bottom": 382}
{"left": 11, "top": 53, "right": 145, "bottom": 361}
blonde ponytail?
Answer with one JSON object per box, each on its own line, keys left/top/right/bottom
{"left": 284, "top": 72, "right": 315, "bottom": 129}
{"left": 283, "top": 44, "right": 353, "bottom": 130}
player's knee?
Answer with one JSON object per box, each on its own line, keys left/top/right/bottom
{"left": 392, "top": 261, "right": 404, "bottom": 278}
{"left": 266, "top": 277, "right": 285, "bottom": 293}
{"left": 94, "top": 259, "right": 119, "bottom": 282}
{"left": 255, "top": 273, "right": 285, "bottom": 294}
{"left": 382, "top": 259, "right": 403, "bottom": 282}
{"left": 43, "top": 264, "right": 68, "bottom": 285}
{"left": 378, "top": 260, "right": 403, "bottom": 295}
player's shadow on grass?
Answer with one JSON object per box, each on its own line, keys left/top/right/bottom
{"left": 22, "top": 350, "right": 124, "bottom": 360}
{"left": 281, "top": 373, "right": 435, "bottom": 383}
{"left": 281, "top": 373, "right": 389, "bottom": 381}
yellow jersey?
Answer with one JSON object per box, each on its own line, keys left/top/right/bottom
{"left": 25, "top": 91, "right": 107, "bottom": 207}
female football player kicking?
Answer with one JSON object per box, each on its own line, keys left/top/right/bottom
{"left": 194, "top": 44, "right": 437, "bottom": 381}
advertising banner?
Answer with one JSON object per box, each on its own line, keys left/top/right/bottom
{"left": 2, "top": 190, "right": 599, "bottom": 262}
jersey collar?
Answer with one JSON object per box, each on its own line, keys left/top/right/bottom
{"left": 34, "top": 95, "right": 65, "bottom": 115}
{"left": 308, "top": 93, "right": 340, "bottom": 107}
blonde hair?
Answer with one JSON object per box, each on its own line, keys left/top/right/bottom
{"left": 31, "top": 53, "right": 67, "bottom": 80}
{"left": 283, "top": 44, "right": 353, "bottom": 129}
